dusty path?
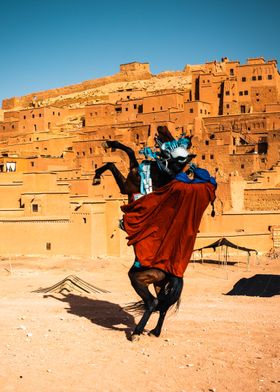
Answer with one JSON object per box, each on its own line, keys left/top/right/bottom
{"left": 0, "top": 255, "right": 279, "bottom": 392}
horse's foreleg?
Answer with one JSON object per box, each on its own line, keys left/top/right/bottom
{"left": 93, "top": 162, "right": 127, "bottom": 194}
{"left": 103, "top": 141, "right": 139, "bottom": 171}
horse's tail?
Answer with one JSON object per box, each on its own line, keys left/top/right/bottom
{"left": 157, "top": 275, "right": 184, "bottom": 312}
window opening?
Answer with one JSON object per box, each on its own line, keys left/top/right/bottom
{"left": 32, "top": 204, "right": 39, "bottom": 212}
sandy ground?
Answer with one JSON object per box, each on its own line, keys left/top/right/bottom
{"left": 0, "top": 254, "right": 279, "bottom": 392}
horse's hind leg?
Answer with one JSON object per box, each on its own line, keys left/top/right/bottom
{"left": 128, "top": 267, "right": 166, "bottom": 339}
{"left": 149, "top": 276, "right": 184, "bottom": 337}
{"left": 149, "top": 310, "right": 167, "bottom": 338}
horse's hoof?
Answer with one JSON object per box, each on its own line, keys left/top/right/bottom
{"left": 101, "top": 141, "right": 109, "bottom": 149}
{"left": 92, "top": 178, "right": 101, "bottom": 185}
{"left": 148, "top": 329, "right": 160, "bottom": 338}
{"left": 130, "top": 334, "right": 140, "bottom": 342}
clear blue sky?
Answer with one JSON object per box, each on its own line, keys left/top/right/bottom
{"left": 1, "top": 0, "right": 279, "bottom": 105}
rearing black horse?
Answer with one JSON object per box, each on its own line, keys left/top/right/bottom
{"left": 93, "top": 126, "right": 195, "bottom": 202}
{"left": 93, "top": 126, "right": 196, "bottom": 340}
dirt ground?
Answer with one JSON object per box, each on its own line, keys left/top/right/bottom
{"left": 0, "top": 253, "right": 279, "bottom": 392}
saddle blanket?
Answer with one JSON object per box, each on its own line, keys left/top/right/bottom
{"left": 121, "top": 180, "right": 216, "bottom": 277}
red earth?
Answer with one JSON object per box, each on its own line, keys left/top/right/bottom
{"left": 0, "top": 254, "right": 279, "bottom": 392}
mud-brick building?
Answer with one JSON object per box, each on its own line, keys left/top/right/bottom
{"left": 0, "top": 57, "right": 279, "bottom": 257}
{"left": 0, "top": 172, "right": 129, "bottom": 258}
{"left": 192, "top": 57, "right": 280, "bottom": 116}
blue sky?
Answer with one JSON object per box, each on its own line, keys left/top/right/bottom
{"left": 0, "top": 0, "right": 279, "bottom": 105}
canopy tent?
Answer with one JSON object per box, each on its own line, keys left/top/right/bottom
{"left": 194, "top": 237, "right": 258, "bottom": 255}
{"left": 193, "top": 237, "right": 258, "bottom": 270}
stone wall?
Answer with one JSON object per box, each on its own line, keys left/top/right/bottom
{"left": 244, "top": 188, "right": 280, "bottom": 210}
{"left": 2, "top": 63, "right": 152, "bottom": 110}
{"left": 271, "top": 225, "right": 280, "bottom": 248}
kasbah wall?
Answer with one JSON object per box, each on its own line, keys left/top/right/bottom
{"left": 0, "top": 57, "right": 279, "bottom": 259}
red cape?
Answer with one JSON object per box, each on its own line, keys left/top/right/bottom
{"left": 121, "top": 180, "right": 216, "bottom": 277}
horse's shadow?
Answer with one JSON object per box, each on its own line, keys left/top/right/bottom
{"left": 225, "top": 274, "right": 280, "bottom": 297}
{"left": 44, "top": 294, "right": 136, "bottom": 339}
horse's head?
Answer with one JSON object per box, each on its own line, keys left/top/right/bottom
{"left": 155, "top": 127, "right": 196, "bottom": 176}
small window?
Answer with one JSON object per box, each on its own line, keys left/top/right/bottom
{"left": 46, "top": 242, "right": 51, "bottom": 250}
{"left": 241, "top": 77, "right": 246, "bottom": 82}
{"left": 39, "top": 113, "right": 42, "bottom": 117}
{"left": 244, "top": 90, "right": 248, "bottom": 95}
{"left": 53, "top": 111, "right": 55, "bottom": 115}
{"left": 58, "top": 112, "right": 60, "bottom": 116}
{"left": 241, "top": 164, "right": 245, "bottom": 169}
{"left": 202, "top": 154, "right": 206, "bottom": 160}
{"left": 210, "top": 154, "right": 214, "bottom": 160}
{"left": 205, "top": 140, "right": 209, "bottom": 145}
{"left": 240, "top": 105, "right": 246, "bottom": 113}
{"left": 89, "top": 148, "right": 93, "bottom": 154}
{"left": 32, "top": 204, "right": 39, "bottom": 212}
{"left": 133, "top": 104, "right": 137, "bottom": 109}
{"left": 252, "top": 76, "right": 256, "bottom": 81}
{"left": 258, "top": 75, "right": 262, "bottom": 80}
{"left": 152, "top": 107, "right": 155, "bottom": 111}
{"left": 225, "top": 91, "right": 230, "bottom": 96}
{"left": 239, "top": 91, "right": 243, "bottom": 96}
{"left": 83, "top": 217, "right": 87, "bottom": 224}
{"left": 189, "top": 108, "right": 193, "bottom": 113}
{"left": 267, "top": 74, "right": 272, "bottom": 80}
{"left": 230, "top": 68, "right": 234, "bottom": 76}
{"left": 226, "top": 104, "right": 230, "bottom": 108}
{"left": 32, "top": 114, "right": 35, "bottom": 118}
{"left": 23, "top": 115, "right": 26, "bottom": 119}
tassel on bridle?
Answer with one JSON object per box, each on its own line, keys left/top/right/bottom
{"left": 211, "top": 201, "right": 215, "bottom": 218}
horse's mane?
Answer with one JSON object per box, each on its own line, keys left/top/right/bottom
{"left": 156, "top": 125, "right": 175, "bottom": 143}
